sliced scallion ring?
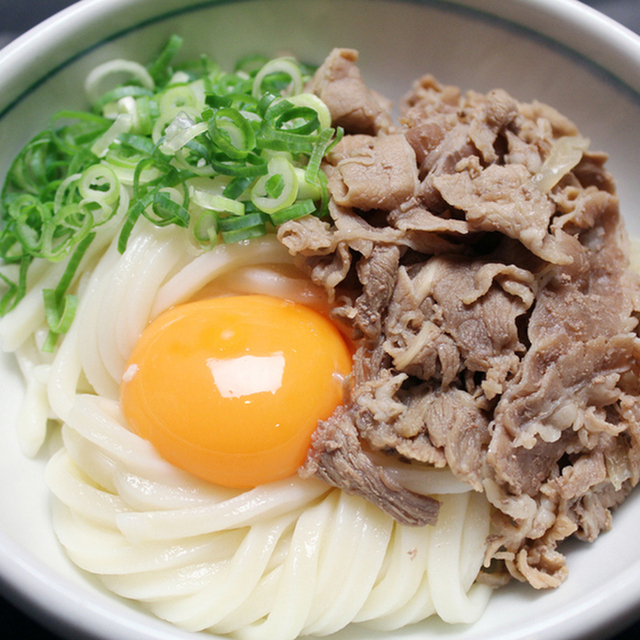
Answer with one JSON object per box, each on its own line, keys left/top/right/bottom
{"left": 159, "top": 114, "right": 208, "bottom": 155}
{"left": 208, "top": 108, "right": 256, "bottom": 160}
{"left": 287, "top": 93, "right": 332, "bottom": 130}
{"left": 191, "top": 210, "right": 220, "bottom": 247}
{"left": 190, "top": 188, "right": 246, "bottom": 216}
{"left": 294, "top": 168, "right": 322, "bottom": 201}
{"left": 250, "top": 156, "right": 298, "bottom": 214}
{"left": 85, "top": 59, "right": 155, "bottom": 106}
{"left": 159, "top": 85, "right": 200, "bottom": 114}
{"left": 77, "top": 164, "right": 120, "bottom": 208}
{"left": 147, "top": 190, "right": 190, "bottom": 227}
{"left": 221, "top": 223, "right": 267, "bottom": 244}
{"left": 269, "top": 198, "right": 316, "bottom": 225}
{"left": 152, "top": 106, "right": 201, "bottom": 146}
{"left": 147, "top": 34, "right": 184, "bottom": 84}
{"left": 218, "top": 211, "right": 268, "bottom": 232}
{"left": 53, "top": 173, "right": 82, "bottom": 212}
{"left": 90, "top": 112, "right": 133, "bottom": 157}
{"left": 252, "top": 57, "right": 304, "bottom": 98}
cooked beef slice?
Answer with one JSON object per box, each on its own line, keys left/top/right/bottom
{"left": 302, "top": 404, "right": 440, "bottom": 526}
{"left": 325, "top": 133, "right": 419, "bottom": 211}
{"left": 306, "top": 48, "right": 394, "bottom": 135}
{"left": 289, "top": 49, "right": 640, "bottom": 589}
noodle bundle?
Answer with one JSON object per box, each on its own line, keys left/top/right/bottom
{"left": 1, "top": 221, "right": 492, "bottom": 639}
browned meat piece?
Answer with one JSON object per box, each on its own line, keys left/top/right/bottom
{"left": 353, "top": 244, "right": 399, "bottom": 339}
{"left": 433, "top": 163, "right": 575, "bottom": 264}
{"left": 468, "top": 89, "right": 519, "bottom": 164}
{"left": 283, "top": 49, "right": 640, "bottom": 590}
{"left": 301, "top": 404, "right": 440, "bottom": 526}
{"left": 325, "top": 134, "right": 419, "bottom": 211}
{"left": 305, "top": 48, "right": 394, "bottom": 135}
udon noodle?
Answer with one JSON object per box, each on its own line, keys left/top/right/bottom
{"left": 0, "top": 217, "right": 491, "bottom": 639}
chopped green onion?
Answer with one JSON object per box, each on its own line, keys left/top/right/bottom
{"left": 190, "top": 189, "right": 245, "bottom": 216}
{"left": 223, "top": 176, "right": 253, "bottom": 199}
{"left": 90, "top": 113, "right": 133, "bottom": 157}
{"left": 0, "top": 257, "right": 29, "bottom": 314}
{"left": 118, "top": 132, "right": 157, "bottom": 157}
{"left": 85, "top": 59, "right": 155, "bottom": 106}
{"left": 0, "top": 38, "right": 342, "bottom": 350}
{"left": 287, "top": 93, "right": 332, "bottom": 130}
{"left": 147, "top": 191, "right": 190, "bottom": 227}
{"left": 234, "top": 53, "right": 269, "bottom": 75}
{"left": 147, "top": 34, "right": 184, "bottom": 85}
{"left": 93, "top": 86, "right": 155, "bottom": 112}
{"left": 78, "top": 164, "right": 120, "bottom": 210}
{"left": 269, "top": 198, "right": 316, "bottom": 225}
{"left": 158, "top": 85, "right": 200, "bottom": 114}
{"left": 275, "top": 106, "right": 320, "bottom": 136}
{"left": 192, "top": 210, "right": 220, "bottom": 247}
{"left": 210, "top": 152, "right": 268, "bottom": 177}
{"left": 306, "top": 126, "right": 341, "bottom": 186}
{"left": 250, "top": 156, "right": 298, "bottom": 213}
{"left": 152, "top": 106, "right": 201, "bottom": 145}
{"left": 218, "top": 211, "right": 268, "bottom": 232}
{"left": 294, "top": 168, "right": 322, "bottom": 201}
{"left": 252, "top": 57, "right": 304, "bottom": 98}
{"left": 221, "top": 224, "right": 267, "bottom": 244}
{"left": 41, "top": 230, "right": 95, "bottom": 351}
{"left": 311, "top": 168, "right": 331, "bottom": 219}
{"left": 117, "top": 191, "right": 154, "bottom": 252}
{"left": 208, "top": 108, "right": 256, "bottom": 160}
{"left": 43, "top": 288, "right": 77, "bottom": 335}
{"left": 159, "top": 115, "right": 208, "bottom": 155}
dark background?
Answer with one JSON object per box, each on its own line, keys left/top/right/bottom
{"left": 1, "top": 0, "right": 640, "bottom": 639}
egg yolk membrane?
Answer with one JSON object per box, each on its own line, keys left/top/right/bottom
{"left": 120, "top": 295, "right": 352, "bottom": 488}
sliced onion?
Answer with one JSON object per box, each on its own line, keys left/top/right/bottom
{"left": 532, "top": 135, "right": 590, "bottom": 193}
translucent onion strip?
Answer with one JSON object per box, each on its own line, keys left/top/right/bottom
{"left": 532, "top": 135, "right": 590, "bottom": 193}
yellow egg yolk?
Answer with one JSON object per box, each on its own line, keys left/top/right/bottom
{"left": 120, "top": 294, "right": 352, "bottom": 488}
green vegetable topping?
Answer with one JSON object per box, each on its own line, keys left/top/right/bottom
{"left": 0, "top": 36, "right": 342, "bottom": 350}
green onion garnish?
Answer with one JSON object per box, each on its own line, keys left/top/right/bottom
{"left": 0, "top": 37, "right": 340, "bottom": 349}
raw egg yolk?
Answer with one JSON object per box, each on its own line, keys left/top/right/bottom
{"left": 120, "top": 294, "right": 352, "bottom": 488}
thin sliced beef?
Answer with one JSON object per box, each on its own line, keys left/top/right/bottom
{"left": 285, "top": 49, "right": 640, "bottom": 590}
{"left": 433, "top": 163, "right": 576, "bottom": 265}
{"left": 305, "top": 48, "right": 394, "bottom": 135}
{"left": 302, "top": 404, "right": 440, "bottom": 526}
{"left": 325, "top": 133, "right": 419, "bottom": 211}
{"left": 468, "top": 89, "right": 519, "bottom": 164}
{"left": 354, "top": 244, "right": 400, "bottom": 339}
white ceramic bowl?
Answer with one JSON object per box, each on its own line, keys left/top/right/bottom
{"left": 2, "top": 1, "right": 640, "bottom": 639}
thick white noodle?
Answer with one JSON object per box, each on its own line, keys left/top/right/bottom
{"left": 0, "top": 261, "right": 66, "bottom": 352}
{"left": 5, "top": 221, "right": 491, "bottom": 639}
{"left": 151, "top": 236, "right": 293, "bottom": 317}
{"left": 47, "top": 393, "right": 491, "bottom": 639}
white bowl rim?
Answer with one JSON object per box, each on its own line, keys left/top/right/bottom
{"left": 3, "top": 0, "right": 640, "bottom": 120}
{"left": 2, "top": 1, "right": 640, "bottom": 640}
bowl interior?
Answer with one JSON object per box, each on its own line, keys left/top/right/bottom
{"left": 1, "top": 1, "right": 640, "bottom": 639}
